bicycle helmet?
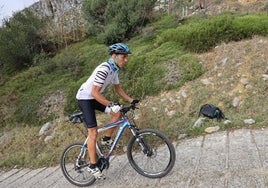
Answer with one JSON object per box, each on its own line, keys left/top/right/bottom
{"left": 108, "top": 43, "right": 131, "bottom": 55}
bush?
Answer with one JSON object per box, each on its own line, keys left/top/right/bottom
{"left": 0, "top": 10, "right": 43, "bottom": 73}
{"left": 64, "top": 81, "right": 82, "bottom": 113}
{"left": 178, "top": 54, "right": 203, "bottom": 84}
{"left": 97, "top": 23, "right": 126, "bottom": 44}
{"left": 14, "top": 95, "right": 41, "bottom": 125}
{"left": 232, "top": 14, "right": 268, "bottom": 41}
{"left": 82, "top": 0, "right": 157, "bottom": 44}
{"left": 156, "top": 13, "right": 268, "bottom": 53}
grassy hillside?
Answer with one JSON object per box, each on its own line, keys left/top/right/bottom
{"left": 0, "top": 10, "right": 268, "bottom": 169}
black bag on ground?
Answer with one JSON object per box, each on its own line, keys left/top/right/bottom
{"left": 198, "top": 104, "right": 225, "bottom": 120}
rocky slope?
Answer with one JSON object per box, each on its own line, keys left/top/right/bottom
{"left": 144, "top": 36, "right": 267, "bottom": 122}
{"left": 37, "top": 36, "right": 268, "bottom": 142}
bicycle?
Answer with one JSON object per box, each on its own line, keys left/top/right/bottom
{"left": 60, "top": 103, "right": 176, "bottom": 187}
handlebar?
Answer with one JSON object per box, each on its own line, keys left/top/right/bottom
{"left": 120, "top": 103, "right": 138, "bottom": 114}
{"left": 69, "top": 101, "right": 139, "bottom": 124}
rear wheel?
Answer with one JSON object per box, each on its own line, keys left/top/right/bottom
{"left": 127, "top": 129, "right": 176, "bottom": 178}
{"left": 60, "top": 142, "right": 96, "bottom": 187}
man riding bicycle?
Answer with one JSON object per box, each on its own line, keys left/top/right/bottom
{"left": 76, "top": 43, "right": 138, "bottom": 179}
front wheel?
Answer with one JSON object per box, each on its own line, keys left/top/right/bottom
{"left": 127, "top": 129, "right": 176, "bottom": 178}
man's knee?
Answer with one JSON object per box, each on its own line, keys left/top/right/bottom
{"left": 113, "top": 112, "right": 121, "bottom": 119}
{"left": 88, "top": 127, "right": 98, "bottom": 140}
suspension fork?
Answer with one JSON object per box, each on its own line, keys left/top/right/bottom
{"left": 78, "top": 139, "right": 88, "bottom": 160}
{"left": 129, "top": 126, "right": 152, "bottom": 156}
{"left": 75, "top": 141, "right": 88, "bottom": 170}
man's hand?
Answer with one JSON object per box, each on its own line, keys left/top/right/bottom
{"left": 110, "top": 105, "right": 121, "bottom": 113}
{"left": 131, "top": 99, "right": 140, "bottom": 105}
{"left": 108, "top": 102, "right": 121, "bottom": 113}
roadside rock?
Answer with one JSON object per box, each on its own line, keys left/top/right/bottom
{"left": 262, "top": 74, "right": 268, "bottom": 80}
{"left": 39, "top": 122, "right": 53, "bottom": 136}
{"left": 244, "top": 118, "right": 256, "bottom": 125}
{"left": 193, "top": 117, "right": 206, "bottom": 127}
{"left": 205, "top": 126, "right": 220, "bottom": 133}
{"left": 224, "top": 119, "right": 232, "bottom": 125}
{"left": 232, "top": 97, "right": 240, "bottom": 107}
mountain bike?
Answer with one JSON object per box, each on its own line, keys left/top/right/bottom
{"left": 60, "top": 103, "right": 176, "bottom": 187}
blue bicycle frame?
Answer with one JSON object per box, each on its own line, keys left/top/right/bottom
{"left": 82, "top": 115, "right": 133, "bottom": 160}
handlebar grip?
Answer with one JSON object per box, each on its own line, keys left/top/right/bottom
{"left": 131, "top": 99, "right": 140, "bottom": 105}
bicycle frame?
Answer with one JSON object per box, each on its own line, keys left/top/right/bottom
{"left": 82, "top": 114, "right": 135, "bottom": 161}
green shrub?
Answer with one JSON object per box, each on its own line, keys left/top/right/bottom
{"left": 98, "top": 23, "right": 126, "bottom": 44}
{"left": 156, "top": 14, "right": 234, "bottom": 52}
{"left": 14, "top": 95, "right": 40, "bottom": 125}
{"left": 82, "top": 0, "right": 157, "bottom": 44}
{"left": 156, "top": 13, "right": 268, "bottom": 52}
{"left": 0, "top": 10, "right": 43, "bottom": 73}
{"left": 232, "top": 14, "right": 268, "bottom": 40}
{"left": 64, "top": 80, "right": 84, "bottom": 113}
{"left": 178, "top": 54, "right": 203, "bottom": 84}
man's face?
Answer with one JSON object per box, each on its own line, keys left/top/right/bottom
{"left": 116, "top": 54, "right": 129, "bottom": 68}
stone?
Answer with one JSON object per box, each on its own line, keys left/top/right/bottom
{"left": 193, "top": 117, "right": 206, "bottom": 127}
{"left": 152, "top": 107, "right": 158, "bottom": 112}
{"left": 245, "top": 84, "right": 253, "bottom": 89}
{"left": 232, "top": 97, "right": 240, "bottom": 107}
{"left": 39, "top": 122, "right": 52, "bottom": 136}
{"left": 181, "top": 90, "right": 188, "bottom": 98}
{"left": 201, "top": 78, "right": 212, "bottom": 85}
{"left": 178, "top": 133, "right": 188, "bottom": 140}
{"left": 262, "top": 74, "right": 268, "bottom": 80}
{"left": 244, "top": 119, "right": 256, "bottom": 125}
{"left": 221, "top": 57, "right": 228, "bottom": 66}
{"left": 205, "top": 126, "right": 220, "bottom": 133}
{"left": 44, "top": 135, "right": 54, "bottom": 143}
{"left": 167, "top": 110, "right": 176, "bottom": 117}
{"left": 240, "top": 78, "right": 249, "bottom": 86}
{"left": 224, "top": 119, "right": 232, "bottom": 125}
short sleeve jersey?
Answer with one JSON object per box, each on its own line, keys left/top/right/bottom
{"left": 76, "top": 62, "right": 119, "bottom": 100}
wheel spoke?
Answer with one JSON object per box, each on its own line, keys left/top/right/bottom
{"left": 127, "top": 129, "right": 176, "bottom": 178}
{"left": 60, "top": 143, "right": 96, "bottom": 186}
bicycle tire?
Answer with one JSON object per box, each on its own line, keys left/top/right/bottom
{"left": 60, "top": 142, "right": 96, "bottom": 187}
{"left": 127, "top": 128, "right": 176, "bottom": 178}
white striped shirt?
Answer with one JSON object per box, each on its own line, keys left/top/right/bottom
{"left": 76, "top": 62, "right": 119, "bottom": 100}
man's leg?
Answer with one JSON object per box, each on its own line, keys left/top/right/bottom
{"left": 104, "top": 111, "right": 121, "bottom": 138}
{"left": 87, "top": 127, "right": 105, "bottom": 179}
{"left": 87, "top": 127, "right": 98, "bottom": 164}
{"left": 78, "top": 100, "right": 104, "bottom": 178}
{"left": 77, "top": 100, "right": 97, "bottom": 160}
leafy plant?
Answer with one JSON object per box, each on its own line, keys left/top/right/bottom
{"left": 82, "top": 0, "right": 157, "bottom": 44}
{"left": 0, "top": 10, "right": 43, "bottom": 73}
{"left": 156, "top": 13, "right": 268, "bottom": 52}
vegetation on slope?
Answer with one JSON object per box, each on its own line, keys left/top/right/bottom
{"left": 1, "top": 12, "right": 267, "bottom": 127}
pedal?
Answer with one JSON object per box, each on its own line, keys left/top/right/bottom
{"left": 96, "top": 173, "right": 106, "bottom": 180}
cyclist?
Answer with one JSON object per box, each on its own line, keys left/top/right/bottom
{"left": 76, "top": 43, "right": 138, "bottom": 179}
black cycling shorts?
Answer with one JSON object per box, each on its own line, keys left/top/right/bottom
{"left": 77, "top": 99, "right": 106, "bottom": 128}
